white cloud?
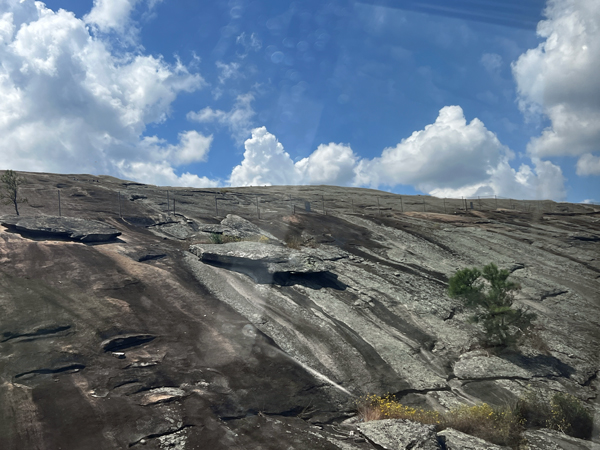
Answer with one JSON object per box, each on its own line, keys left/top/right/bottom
{"left": 188, "top": 92, "right": 256, "bottom": 144}
{"left": 576, "top": 153, "right": 600, "bottom": 176}
{"left": 85, "top": 0, "right": 140, "bottom": 34}
{"left": 171, "top": 130, "right": 213, "bottom": 165}
{"left": 355, "top": 105, "right": 506, "bottom": 191}
{"left": 117, "top": 160, "right": 220, "bottom": 188}
{"left": 512, "top": 0, "right": 600, "bottom": 171}
{"left": 355, "top": 106, "right": 565, "bottom": 200}
{"left": 229, "top": 126, "right": 301, "bottom": 186}
{"left": 296, "top": 143, "right": 358, "bottom": 185}
{"left": 216, "top": 61, "right": 242, "bottom": 84}
{"left": 0, "top": 1, "right": 212, "bottom": 187}
{"left": 227, "top": 108, "right": 566, "bottom": 200}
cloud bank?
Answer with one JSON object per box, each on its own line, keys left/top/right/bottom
{"left": 229, "top": 107, "right": 565, "bottom": 200}
{"left": 513, "top": 0, "right": 600, "bottom": 172}
{"left": 0, "top": 0, "right": 215, "bottom": 187}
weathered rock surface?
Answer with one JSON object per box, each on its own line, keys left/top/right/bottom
{"left": 189, "top": 241, "right": 348, "bottom": 284}
{"left": 199, "top": 214, "right": 280, "bottom": 241}
{"left": 0, "top": 214, "right": 120, "bottom": 242}
{"left": 438, "top": 428, "right": 509, "bottom": 449}
{"left": 0, "top": 172, "right": 598, "bottom": 449}
{"left": 358, "top": 419, "right": 441, "bottom": 449}
{"left": 524, "top": 429, "right": 600, "bottom": 450}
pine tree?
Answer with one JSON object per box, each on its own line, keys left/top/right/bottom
{"left": 448, "top": 263, "right": 536, "bottom": 348}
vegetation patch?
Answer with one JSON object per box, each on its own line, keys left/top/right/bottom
{"left": 447, "top": 263, "right": 536, "bottom": 348}
{"left": 358, "top": 391, "right": 593, "bottom": 449}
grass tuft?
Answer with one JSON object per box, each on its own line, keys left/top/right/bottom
{"left": 357, "top": 391, "right": 593, "bottom": 448}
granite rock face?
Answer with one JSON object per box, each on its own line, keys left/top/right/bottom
{"left": 438, "top": 428, "right": 510, "bottom": 449}
{"left": 358, "top": 419, "right": 441, "bottom": 449}
{"left": 199, "top": 214, "right": 280, "bottom": 241}
{"left": 189, "top": 241, "right": 346, "bottom": 275}
{"left": 524, "top": 429, "right": 600, "bottom": 450}
{"left": 0, "top": 215, "right": 121, "bottom": 242}
{"left": 0, "top": 173, "right": 599, "bottom": 449}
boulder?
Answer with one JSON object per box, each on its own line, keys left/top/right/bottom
{"left": 437, "top": 428, "right": 510, "bottom": 449}
{"left": 357, "top": 419, "right": 441, "bottom": 449}
{"left": 0, "top": 215, "right": 121, "bottom": 242}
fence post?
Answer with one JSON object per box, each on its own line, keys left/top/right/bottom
{"left": 443, "top": 198, "right": 446, "bottom": 214}
{"left": 290, "top": 194, "right": 293, "bottom": 214}
{"left": 377, "top": 196, "right": 381, "bottom": 216}
{"left": 423, "top": 197, "right": 426, "bottom": 212}
{"left": 351, "top": 198, "right": 354, "bottom": 214}
{"left": 58, "top": 189, "right": 61, "bottom": 217}
{"left": 255, "top": 194, "right": 259, "bottom": 219}
{"left": 400, "top": 196, "right": 403, "bottom": 212}
{"left": 495, "top": 195, "right": 498, "bottom": 209}
{"left": 173, "top": 197, "right": 176, "bottom": 215}
{"left": 322, "top": 195, "right": 326, "bottom": 215}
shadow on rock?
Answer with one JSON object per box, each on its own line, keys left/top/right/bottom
{"left": 205, "top": 260, "right": 347, "bottom": 290}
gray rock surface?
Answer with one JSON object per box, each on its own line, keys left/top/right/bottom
{"left": 189, "top": 241, "right": 347, "bottom": 275}
{"left": 358, "top": 419, "right": 441, "bottom": 449}
{"left": 524, "top": 429, "right": 600, "bottom": 450}
{"left": 437, "top": 428, "right": 509, "bottom": 449}
{"left": 0, "top": 214, "right": 120, "bottom": 242}
{"left": 1, "top": 173, "right": 599, "bottom": 450}
{"left": 199, "top": 214, "right": 280, "bottom": 241}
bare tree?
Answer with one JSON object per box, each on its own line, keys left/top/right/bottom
{"left": 0, "top": 170, "right": 28, "bottom": 215}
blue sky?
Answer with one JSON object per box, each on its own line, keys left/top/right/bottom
{"left": 1, "top": 0, "right": 598, "bottom": 203}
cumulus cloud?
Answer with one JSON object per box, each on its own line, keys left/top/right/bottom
{"left": 355, "top": 106, "right": 506, "bottom": 191}
{"left": 295, "top": 143, "right": 358, "bottom": 186}
{"left": 188, "top": 92, "right": 256, "bottom": 144}
{"left": 0, "top": 1, "right": 213, "bottom": 186}
{"left": 229, "top": 127, "right": 301, "bottom": 186}
{"left": 85, "top": 0, "right": 140, "bottom": 34}
{"left": 228, "top": 108, "right": 565, "bottom": 200}
{"left": 228, "top": 127, "right": 360, "bottom": 187}
{"left": 355, "top": 106, "right": 565, "bottom": 200}
{"left": 512, "top": 0, "right": 600, "bottom": 172}
{"left": 576, "top": 153, "right": 600, "bottom": 176}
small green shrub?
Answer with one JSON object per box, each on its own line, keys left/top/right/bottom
{"left": 447, "top": 263, "right": 536, "bottom": 348}
{"left": 358, "top": 392, "right": 594, "bottom": 449}
{"left": 444, "top": 403, "right": 523, "bottom": 448}
{"left": 284, "top": 234, "right": 302, "bottom": 249}
{"left": 548, "top": 393, "right": 593, "bottom": 439}
{"left": 209, "top": 233, "right": 223, "bottom": 244}
{"left": 514, "top": 390, "right": 593, "bottom": 439}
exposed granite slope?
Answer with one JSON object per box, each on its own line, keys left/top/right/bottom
{"left": 0, "top": 172, "right": 598, "bottom": 449}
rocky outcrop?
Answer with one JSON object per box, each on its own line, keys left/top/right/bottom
{"left": 358, "top": 419, "right": 441, "bottom": 449}
{"left": 0, "top": 173, "right": 599, "bottom": 450}
{"left": 524, "top": 429, "right": 600, "bottom": 449}
{"left": 0, "top": 215, "right": 120, "bottom": 242}
{"left": 438, "top": 428, "right": 509, "bottom": 449}
{"left": 199, "top": 214, "right": 280, "bottom": 241}
{"left": 189, "top": 241, "right": 348, "bottom": 284}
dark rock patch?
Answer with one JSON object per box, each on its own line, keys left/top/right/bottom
{"left": 0, "top": 215, "right": 120, "bottom": 242}
{"left": 101, "top": 334, "right": 156, "bottom": 352}
{"left": 2, "top": 324, "right": 72, "bottom": 343}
